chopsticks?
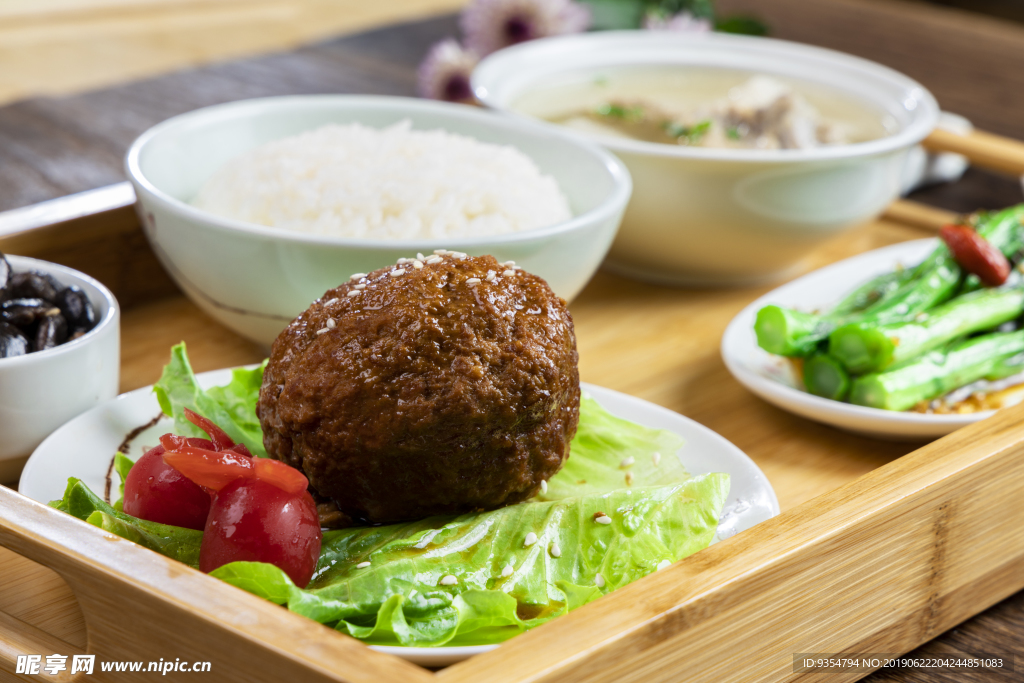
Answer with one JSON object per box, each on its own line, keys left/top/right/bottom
{"left": 885, "top": 126, "right": 1024, "bottom": 233}
{"left": 883, "top": 199, "right": 957, "bottom": 233}
{"left": 923, "top": 127, "right": 1024, "bottom": 178}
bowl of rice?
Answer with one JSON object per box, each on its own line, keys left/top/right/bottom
{"left": 125, "top": 95, "right": 631, "bottom": 346}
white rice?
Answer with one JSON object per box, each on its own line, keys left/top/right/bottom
{"left": 191, "top": 121, "right": 572, "bottom": 239}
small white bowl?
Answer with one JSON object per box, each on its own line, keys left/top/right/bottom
{"left": 126, "top": 96, "right": 632, "bottom": 347}
{"left": 0, "top": 256, "right": 120, "bottom": 479}
{"left": 720, "top": 239, "right": 994, "bottom": 441}
{"left": 473, "top": 31, "right": 939, "bottom": 286}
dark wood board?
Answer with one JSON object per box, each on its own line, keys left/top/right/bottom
{"left": 718, "top": 0, "right": 1024, "bottom": 142}
{"left": 0, "top": 14, "right": 458, "bottom": 212}
{"left": 0, "top": 3, "right": 1021, "bottom": 680}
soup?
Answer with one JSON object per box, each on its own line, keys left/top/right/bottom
{"left": 513, "top": 66, "right": 897, "bottom": 150}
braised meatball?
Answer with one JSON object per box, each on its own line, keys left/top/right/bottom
{"left": 257, "top": 253, "right": 580, "bottom": 525}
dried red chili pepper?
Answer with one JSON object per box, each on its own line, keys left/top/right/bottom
{"left": 940, "top": 224, "right": 1011, "bottom": 287}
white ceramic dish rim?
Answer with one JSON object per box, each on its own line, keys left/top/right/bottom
{"left": 472, "top": 31, "right": 940, "bottom": 163}
{"left": 721, "top": 238, "right": 993, "bottom": 430}
{"left": 125, "top": 95, "right": 633, "bottom": 249}
{"left": 0, "top": 255, "right": 119, "bottom": 369}
{"left": 21, "top": 372, "right": 778, "bottom": 666}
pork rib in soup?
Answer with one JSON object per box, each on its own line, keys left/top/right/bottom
{"left": 514, "top": 68, "right": 895, "bottom": 150}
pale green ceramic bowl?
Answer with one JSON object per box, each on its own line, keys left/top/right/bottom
{"left": 126, "top": 96, "right": 632, "bottom": 346}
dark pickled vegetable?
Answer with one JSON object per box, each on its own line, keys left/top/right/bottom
{"left": 55, "top": 286, "right": 96, "bottom": 332}
{"left": 0, "top": 250, "right": 98, "bottom": 358}
{"left": 0, "top": 253, "right": 10, "bottom": 291}
{"left": 35, "top": 312, "right": 68, "bottom": 351}
{"left": 0, "top": 322, "right": 30, "bottom": 358}
{"left": 4, "top": 271, "right": 60, "bottom": 302}
{"left": 1, "top": 298, "right": 55, "bottom": 327}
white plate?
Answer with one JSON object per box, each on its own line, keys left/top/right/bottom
{"left": 21, "top": 370, "right": 778, "bottom": 667}
{"left": 722, "top": 238, "right": 1004, "bottom": 440}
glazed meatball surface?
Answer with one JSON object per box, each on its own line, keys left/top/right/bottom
{"left": 257, "top": 254, "right": 580, "bottom": 525}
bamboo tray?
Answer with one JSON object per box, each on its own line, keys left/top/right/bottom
{"left": 1, "top": 128, "right": 1023, "bottom": 682}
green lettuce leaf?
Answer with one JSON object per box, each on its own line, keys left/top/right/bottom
{"left": 542, "top": 395, "right": 689, "bottom": 500}
{"left": 112, "top": 452, "right": 134, "bottom": 511}
{"left": 211, "top": 475, "right": 728, "bottom": 646}
{"left": 153, "top": 342, "right": 268, "bottom": 457}
{"left": 56, "top": 346, "right": 732, "bottom": 647}
{"left": 50, "top": 478, "right": 202, "bottom": 567}
{"left": 50, "top": 472, "right": 728, "bottom": 647}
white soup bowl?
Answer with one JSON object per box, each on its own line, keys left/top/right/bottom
{"left": 473, "top": 31, "right": 939, "bottom": 286}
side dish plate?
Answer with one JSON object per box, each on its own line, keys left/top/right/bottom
{"left": 721, "top": 238, "right": 1007, "bottom": 440}
{"left": 20, "top": 370, "right": 778, "bottom": 667}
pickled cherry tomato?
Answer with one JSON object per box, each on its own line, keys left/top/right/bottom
{"left": 160, "top": 433, "right": 221, "bottom": 454}
{"left": 183, "top": 408, "right": 236, "bottom": 451}
{"left": 199, "top": 478, "right": 321, "bottom": 588}
{"left": 161, "top": 443, "right": 254, "bottom": 491}
{"left": 123, "top": 444, "right": 211, "bottom": 530}
{"left": 130, "top": 411, "right": 323, "bottom": 586}
{"left": 253, "top": 457, "right": 308, "bottom": 495}
{"left": 227, "top": 443, "right": 253, "bottom": 457}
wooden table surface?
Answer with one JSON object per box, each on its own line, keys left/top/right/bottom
{"left": 0, "top": 3, "right": 1021, "bottom": 681}
{"left": 0, "top": 0, "right": 465, "bottom": 107}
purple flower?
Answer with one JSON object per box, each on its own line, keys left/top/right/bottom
{"left": 642, "top": 11, "right": 713, "bottom": 33}
{"left": 460, "top": 0, "right": 591, "bottom": 57}
{"left": 417, "top": 39, "right": 480, "bottom": 103}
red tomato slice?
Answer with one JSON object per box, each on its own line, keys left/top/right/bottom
{"left": 253, "top": 457, "right": 309, "bottom": 495}
{"left": 184, "top": 408, "right": 236, "bottom": 451}
{"left": 159, "top": 433, "right": 216, "bottom": 453}
{"left": 163, "top": 446, "right": 255, "bottom": 491}
{"left": 227, "top": 443, "right": 253, "bottom": 457}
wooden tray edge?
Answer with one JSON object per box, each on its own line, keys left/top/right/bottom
{"left": 1, "top": 398, "right": 1021, "bottom": 682}
{"left": 438, "top": 401, "right": 1024, "bottom": 682}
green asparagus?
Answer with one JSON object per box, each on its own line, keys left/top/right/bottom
{"left": 754, "top": 306, "right": 826, "bottom": 357}
{"left": 829, "top": 285, "right": 1024, "bottom": 374}
{"left": 850, "top": 330, "right": 1024, "bottom": 411}
{"left": 831, "top": 268, "right": 915, "bottom": 316}
{"left": 754, "top": 269, "right": 915, "bottom": 357}
{"left": 841, "top": 206, "right": 1024, "bottom": 323}
{"left": 802, "top": 354, "right": 851, "bottom": 401}
{"left": 753, "top": 206, "right": 1024, "bottom": 358}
